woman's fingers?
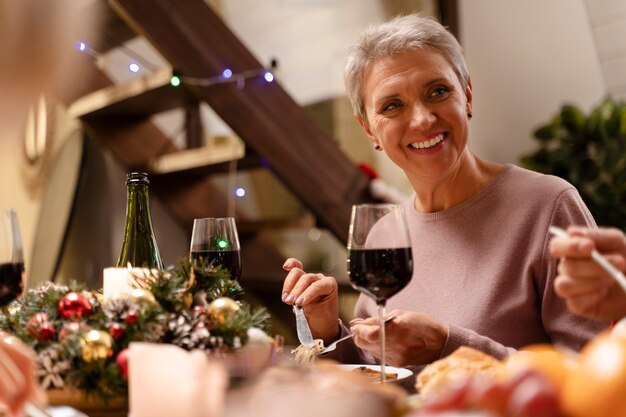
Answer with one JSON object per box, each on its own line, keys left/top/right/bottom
{"left": 281, "top": 259, "right": 338, "bottom": 306}
{"left": 568, "top": 226, "right": 626, "bottom": 253}
{"left": 549, "top": 235, "right": 594, "bottom": 258}
{"left": 554, "top": 273, "right": 610, "bottom": 298}
{"left": 283, "top": 273, "right": 335, "bottom": 306}
{"left": 282, "top": 258, "right": 303, "bottom": 271}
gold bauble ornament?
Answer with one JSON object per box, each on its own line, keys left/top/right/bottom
{"left": 129, "top": 288, "right": 157, "bottom": 306}
{"left": 80, "top": 330, "right": 113, "bottom": 362}
{"left": 208, "top": 297, "right": 240, "bottom": 323}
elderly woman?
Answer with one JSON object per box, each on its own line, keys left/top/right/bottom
{"left": 282, "top": 13, "right": 607, "bottom": 368}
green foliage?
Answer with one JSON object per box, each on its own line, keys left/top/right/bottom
{"left": 520, "top": 97, "right": 626, "bottom": 230}
{"left": 0, "top": 259, "right": 270, "bottom": 401}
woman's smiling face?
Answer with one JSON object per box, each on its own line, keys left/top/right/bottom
{"left": 358, "top": 49, "right": 472, "bottom": 181}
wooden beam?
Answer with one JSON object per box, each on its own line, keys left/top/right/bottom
{"left": 439, "top": 0, "right": 460, "bottom": 42}
{"left": 108, "top": 0, "right": 374, "bottom": 243}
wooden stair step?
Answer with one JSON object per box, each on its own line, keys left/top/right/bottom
{"left": 149, "top": 136, "right": 245, "bottom": 174}
{"left": 68, "top": 68, "right": 197, "bottom": 119}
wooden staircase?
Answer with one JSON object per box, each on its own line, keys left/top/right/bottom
{"left": 63, "top": 0, "right": 378, "bottom": 288}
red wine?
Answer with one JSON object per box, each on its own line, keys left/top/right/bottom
{"left": 191, "top": 250, "right": 242, "bottom": 281}
{"left": 347, "top": 248, "right": 413, "bottom": 304}
{"left": 0, "top": 262, "right": 24, "bottom": 306}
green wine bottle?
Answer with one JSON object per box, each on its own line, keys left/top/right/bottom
{"left": 116, "top": 172, "right": 164, "bottom": 269}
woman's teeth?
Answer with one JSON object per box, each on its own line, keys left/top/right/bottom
{"left": 409, "top": 134, "right": 444, "bottom": 149}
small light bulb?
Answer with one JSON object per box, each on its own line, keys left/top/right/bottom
{"left": 129, "top": 63, "right": 140, "bottom": 73}
{"left": 77, "top": 42, "right": 87, "bottom": 52}
{"left": 222, "top": 69, "right": 233, "bottom": 79}
{"left": 235, "top": 187, "right": 246, "bottom": 197}
{"left": 264, "top": 71, "right": 274, "bottom": 82}
{"left": 217, "top": 239, "right": 228, "bottom": 249}
{"left": 170, "top": 76, "right": 181, "bottom": 87}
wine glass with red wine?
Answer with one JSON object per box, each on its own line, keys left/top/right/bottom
{"left": 190, "top": 217, "right": 242, "bottom": 281}
{"left": 347, "top": 204, "right": 413, "bottom": 383}
{"left": 0, "top": 209, "right": 25, "bottom": 307}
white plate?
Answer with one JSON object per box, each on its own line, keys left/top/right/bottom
{"left": 337, "top": 364, "right": 413, "bottom": 383}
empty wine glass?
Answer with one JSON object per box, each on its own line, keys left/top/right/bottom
{"left": 190, "top": 217, "right": 242, "bottom": 281}
{"left": 347, "top": 204, "right": 413, "bottom": 383}
{"left": 0, "top": 209, "right": 25, "bottom": 307}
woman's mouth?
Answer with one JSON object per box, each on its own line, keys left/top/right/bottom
{"left": 408, "top": 133, "right": 446, "bottom": 150}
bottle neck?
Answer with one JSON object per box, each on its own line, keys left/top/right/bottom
{"left": 117, "top": 179, "right": 164, "bottom": 269}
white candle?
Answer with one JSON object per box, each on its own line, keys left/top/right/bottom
{"left": 103, "top": 267, "right": 134, "bottom": 300}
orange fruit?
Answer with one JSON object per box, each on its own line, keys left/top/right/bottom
{"left": 502, "top": 344, "right": 573, "bottom": 392}
{"left": 561, "top": 331, "right": 626, "bottom": 417}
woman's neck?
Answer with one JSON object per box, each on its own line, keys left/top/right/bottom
{"left": 408, "top": 153, "right": 503, "bottom": 213}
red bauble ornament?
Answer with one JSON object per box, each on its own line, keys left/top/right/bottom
{"left": 116, "top": 348, "right": 130, "bottom": 379}
{"left": 125, "top": 310, "right": 138, "bottom": 325}
{"left": 108, "top": 323, "right": 125, "bottom": 340}
{"left": 38, "top": 323, "right": 56, "bottom": 341}
{"left": 59, "top": 322, "right": 88, "bottom": 342}
{"left": 26, "top": 312, "right": 50, "bottom": 340}
{"left": 58, "top": 292, "right": 93, "bottom": 319}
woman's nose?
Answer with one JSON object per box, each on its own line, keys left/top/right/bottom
{"left": 409, "top": 103, "right": 436, "bottom": 129}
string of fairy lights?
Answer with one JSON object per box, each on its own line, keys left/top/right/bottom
{"left": 75, "top": 40, "right": 277, "bottom": 213}
{"left": 76, "top": 41, "right": 276, "bottom": 89}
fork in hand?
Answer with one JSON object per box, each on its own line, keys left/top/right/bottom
{"left": 319, "top": 315, "right": 396, "bottom": 355}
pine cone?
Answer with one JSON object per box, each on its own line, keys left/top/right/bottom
{"left": 103, "top": 298, "right": 133, "bottom": 322}
{"left": 163, "top": 312, "right": 214, "bottom": 350}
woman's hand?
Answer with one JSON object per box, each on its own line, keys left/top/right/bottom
{"left": 549, "top": 226, "right": 626, "bottom": 321}
{"left": 350, "top": 310, "right": 448, "bottom": 367}
{"left": 0, "top": 333, "right": 46, "bottom": 416}
{"left": 282, "top": 258, "right": 340, "bottom": 343}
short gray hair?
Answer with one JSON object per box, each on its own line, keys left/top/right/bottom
{"left": 344, "top": 14, "right": 469, "bottom": 122}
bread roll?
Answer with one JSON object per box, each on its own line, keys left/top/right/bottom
{"left": 416, "top": 346, "right": 502, "bottom": 397}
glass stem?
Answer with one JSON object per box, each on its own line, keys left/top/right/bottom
{"left": 378, "top": 302, "right": 386, "bottom": 384}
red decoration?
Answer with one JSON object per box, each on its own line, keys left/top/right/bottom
{"left": 125, "top": 310, "right": 138, "bottom": 325}
{"left": 358, "top": 162, "right": 379, "bottom": 179}
{"left": 59, "top": 322, "right": 88, "bottom": 342}
{"left": 26, "top": 313, "right": 52, "bottom": 341}
{"left": 39, "top": 323, "right": 56, "bottom": 341}
{"left": 116, "top": 348, "right": 129, "bottom": 379}
{"left": 57, "top": 292, "right": 93, "bottom": 319}
{"left": 108, "top": 323, "right": 125, "bottom": 340}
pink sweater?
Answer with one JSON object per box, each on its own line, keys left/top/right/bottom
{"left": 335, "top": 164, "right": 608, "bottom": 365}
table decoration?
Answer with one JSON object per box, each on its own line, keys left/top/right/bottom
{"left": 102, "top": 267, "right": 134, "bottom": 300}
{"left": 0, "top": 258, "right": 270, "bottom": 407}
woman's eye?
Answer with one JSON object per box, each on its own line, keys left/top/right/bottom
{"left": 430, "top": 86, "right": 450, "bottom": 99}
{"left": 381, "top": 101, "right": 401, "bottom": 113}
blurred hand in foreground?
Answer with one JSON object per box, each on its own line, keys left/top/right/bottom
{"left": 0, "top": 332, "right": 46, "bottom": 416}
{"left": 549, "top": 226, "right": 626, "bottom": 321}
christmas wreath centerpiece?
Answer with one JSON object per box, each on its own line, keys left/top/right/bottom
{"left": 0, "top": 258, "right": 270, "bottom": 401}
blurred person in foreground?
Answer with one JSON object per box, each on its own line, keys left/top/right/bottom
{"left": 281, "top": 13, "right": 608, "bottom": 372}
{"left": 0, "top": 333, "right": 45, "bottom": 416}
{"left": 549, "top": 226, "right": 626, "bottom": 322}
{"left": 0, "top": 1, "right": 93, "bottom": 414}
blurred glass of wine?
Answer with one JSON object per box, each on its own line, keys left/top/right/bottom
{"left": 0, "top": 209, "right": 25, "bottom": 307}
{"left": 190, "top": 217, "right": 242, "bottom": 281}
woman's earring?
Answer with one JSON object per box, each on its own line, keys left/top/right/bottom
{"left": 375, "top": 145, "right": 382, "bottom": 151}
{"left": 467, "top": 112, "right": 473, "bottom": 119}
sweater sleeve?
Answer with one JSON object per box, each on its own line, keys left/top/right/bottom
{"left": 441, "top": 324, "right": 517, "bottom": 360}
{"left": 539, "top": 188, "right": 609, "bottom": 352}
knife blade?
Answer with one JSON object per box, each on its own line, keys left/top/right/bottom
{"left": 293, "top": 306, "right": 315, "bottom": 347}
